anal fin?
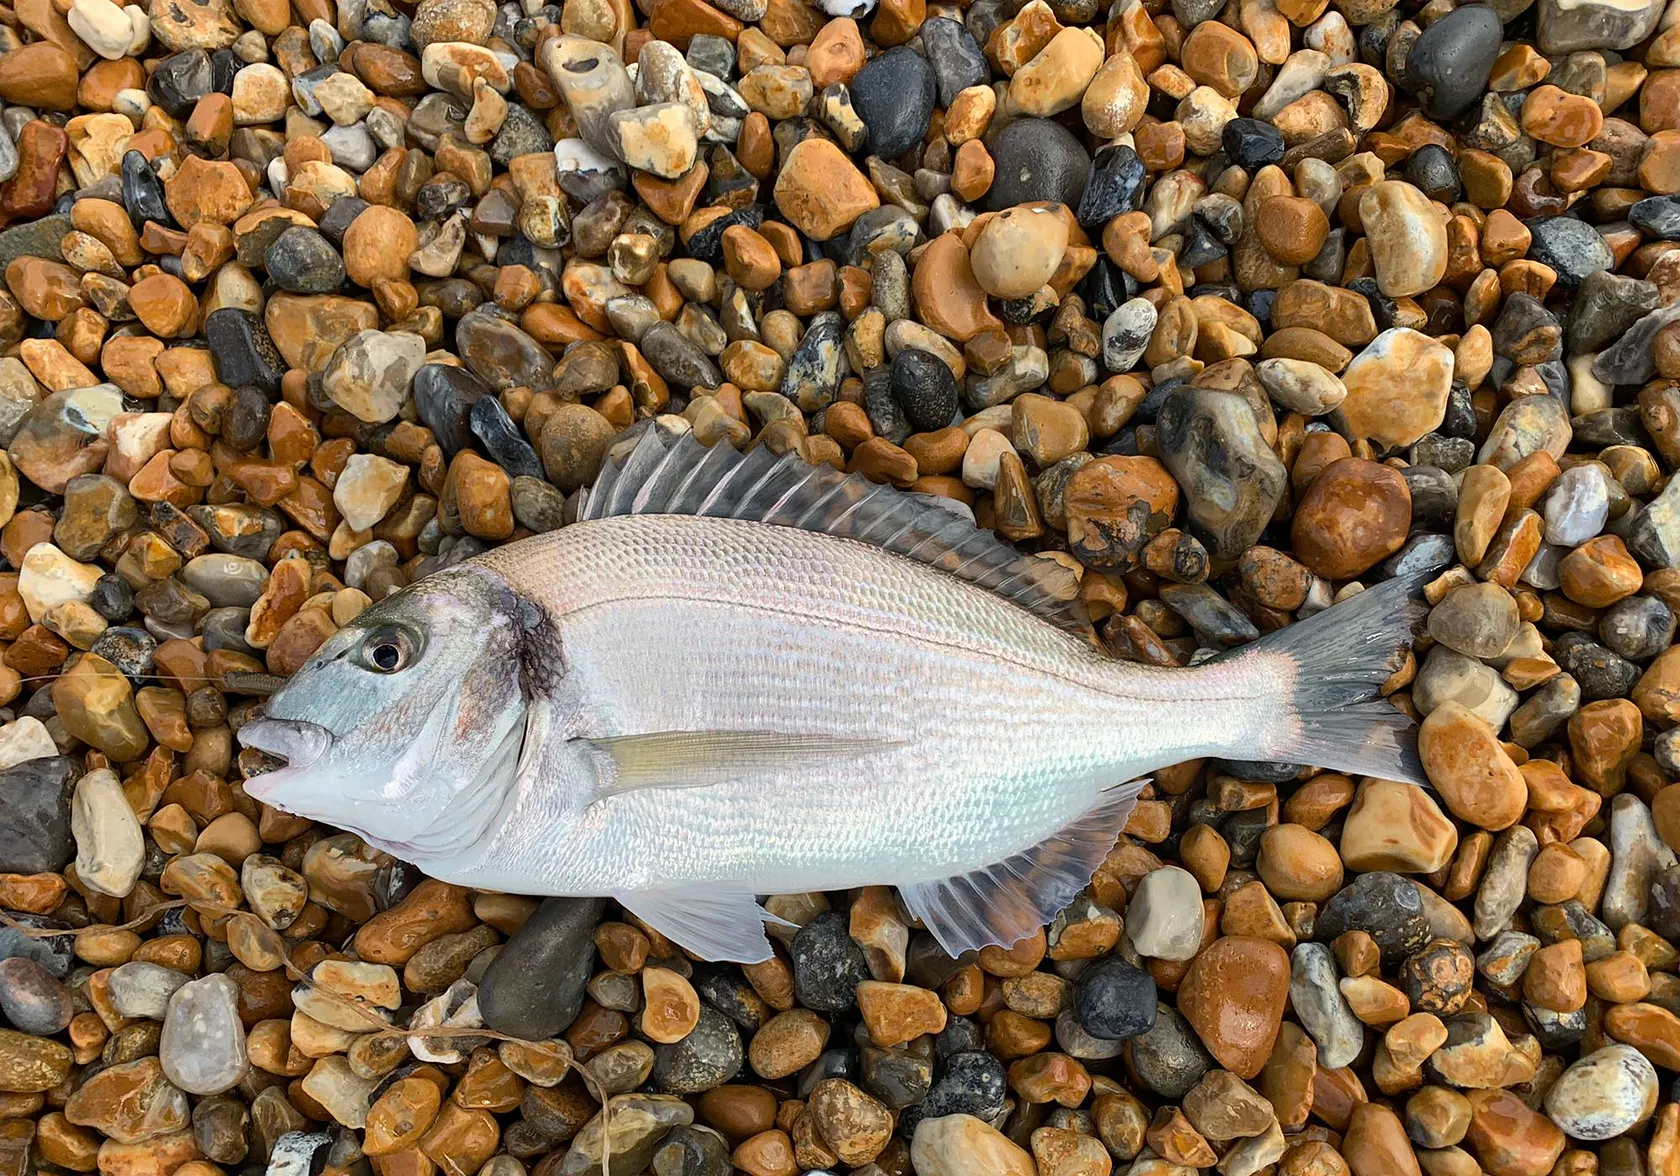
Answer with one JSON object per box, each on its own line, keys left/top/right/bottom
{"left": 616, "top": 887, "right": 795, "bottom": 963}
{"left": 899, "top": 781, "right": 1145, "bottom": 959}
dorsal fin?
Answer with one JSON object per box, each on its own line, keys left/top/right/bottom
{"left": 579, "top": 424, "right": 1093, "bottom": 637}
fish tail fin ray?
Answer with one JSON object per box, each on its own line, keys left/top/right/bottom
{"left": 1224, "top": 572, "right": 1429, "bottom": 784}
{"left": 898, "top": 781, "right": 1144, "bottom": 959}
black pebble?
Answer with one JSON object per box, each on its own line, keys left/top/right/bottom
{"left": 1601, "top": 595, "right": 1676, "bottom": 662}
{"left": 849, "top": 47, "right": 937, "bottom": 160}
{"left": 90, "top": 575, "right": 136, "bottom": 623}
{"left": 265, "top": 226, "right": 345, "bottom": 294}
{"left": 919, "top": 1050, "right": 1007, "bottom": 1120}
{"left": 1220, "top": 118, "right": 1284, "bottom": 169}
{"left": 890, "top": 349, "right": 960, "bottom": 434}
{"left": 148, "top": 49, "right": 214, "bottom": 119}
{"left": 1631, "top": 195, "right": 1680, "bottom": 241}
{"left": 121, "top": 150, "right": 171, "bottom": 227}
{"left": 469, "top": 395, "right": 545, "bottom": 479}
{"left": 1316, "top": 872, "right": 1431, "bottom": 965}
{"left": 0, "top": 758, "right": 76, "bottom": 875}
{"left": 476, "top": 896, "right": 605, "bottom": 1039}
{"left": 1075, "top": 957, "right": 1158, "bottom": 1040}
{"left": 415, "top": 363, "right": 491, "bottom": 456}
{"left": 922, "top": 17, "right": 988, "bottom": 107}
{"left": 1405, "top": 143, "right": 1461, "bottom": 203}
{"left": 790, "top": 911, "right": 869, "bottom": 1013}
{"left": 1077, "top": 144, "right": 1147, "bottom": 229}
{"left": 984, "top": 118, "right": 1091, "bottom": 212}
{"left": 1525, "top": 216, "right": 1615, "bottom": 288}
{"left": 652, "top": 1003, "right": 743, "bottom": 1094}
{"left": 1405, "top": 4, "right": 1502, "bottom": 120}
{"left": 205, "top": 308, "right": 286, "bottom": 395}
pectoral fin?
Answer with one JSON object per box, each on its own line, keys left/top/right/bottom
{"left": 586, "top": 730, "right": 901, "bottom": 795}
{"left": 616, "top": 887, "right": 796, "bottom": 963}
{"left": 899, "top": 781, "right": 1145, "bottom": 959}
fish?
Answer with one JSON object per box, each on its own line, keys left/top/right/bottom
{"left": 238, "top": 423, "right": 1426, "bottom": 964}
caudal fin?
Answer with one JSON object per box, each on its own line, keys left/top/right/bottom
{"left": 1227, "top": 574, "right": 1429, "bottom": 784}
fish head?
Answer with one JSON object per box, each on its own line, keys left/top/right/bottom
{"left": 237, "top": 566, "right": 531, "bottom": 857}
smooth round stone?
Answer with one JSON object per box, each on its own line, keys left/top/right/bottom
{"left": 651, "top": 1004, "right": 742, "bottom": 1094}
{"left": 849, "top": 47, "right": 936, "bottom": 161}
{"left": 1544, "top": 465, "right": 1610, "bottom": 546}
{"left": 1406, "top": 4, "right": 1502, "bottom": 120}
{"left": 1526, "top": 216, "right": 1614, "bottom": 288}
{"left": 984, "top": 118, "right": 1091, "bottom": 212}
{"left": 1428, "top": 582, "right": 1520, "bottom": 658}
{"left": 1102, "top": 298, "right": 1157, "bottom": 373}
{"left": 889, "top": 349, "right": 958, "bottom": 433}
{"left": 161, "top": 974, "right": 249, "bottom": 1095}
{"left": 266, "top": 226, "right": 345, "bottom": 294}
{"left": 1129, "top": 1002, "right": 1213, "bottom": 1098}
{"left": 1075, "top": 957, "right": 1157, "bottom": 1040}
{"left": 1176, "top": 937, "right": 1289, "bottom": 1079}
{"left": 180, "top": 554, "right": 269, "bottom": 608}
{"left": 1125, "top": 865, "right": 1203, "bottom": 960}
{"left": 1290, "top": 942, "right": 1363, "bottom": 1069}
{"left": 0, "top": 957, "right": 73, "bottom": 1035}
{"left": 1317, "top": 872, "right": 1431, "bottom": 964}
{"left": 1544, "top": 1044, "right": 1658, "bottom": 1140}
{"left": 791, "top": 911, "right": 869, "bottom": 1013}
{"left": 457, "top": 310, "right": 556, "bottom": 390}
{"left": 1405, "top": 143, "right": 1462, "bottom": 203}
{"left": 921, "top": 1050, "right": 1007, "bottom": 1120}
{"left": 1360, "top": 181, "right": 1448, "bottom": 298}
{"left": 1221, "top": 117, "right": 1283, "bottom": 168}
{"left": 477, "top": 896, "right": 605, "bottom": 1039}
{"left": 107, "top": 961, "right": 191, "bottom": 1019}
{"left": 1601, "top": 596, "right": 1675, "bottom": 662}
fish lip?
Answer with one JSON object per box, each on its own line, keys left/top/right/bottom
{"left": 238, "top": 717, "right": 334, "bottom": 778}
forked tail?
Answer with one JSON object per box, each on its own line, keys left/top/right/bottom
{"left": 1221, "top": 573, "right": 1429, "bottom": 784}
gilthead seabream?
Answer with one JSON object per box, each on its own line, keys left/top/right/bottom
{"left": 239, "top": 425, "right": 1425, "bottom": 963}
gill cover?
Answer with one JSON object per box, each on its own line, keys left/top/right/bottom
{"left": 238, "top": 566, "right": 533, "bottom": 857}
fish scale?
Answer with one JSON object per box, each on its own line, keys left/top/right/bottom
{"left": 240, "top": 427, "right": 1426, "bottom": 963}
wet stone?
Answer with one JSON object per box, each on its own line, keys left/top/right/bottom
{"left": 266, "top": 227, "right": 344, "bottom": 294}
{"left": 414, "top": 363, "right": 491, "bottom": 455}
{"left": 0, "top": 756, "right": 74, "bottom": 874}
{"left": 652, "top": 1003, "right": 743, "bottom": 1094}
{"left": 850, "top": 47, "right": 936, "bottom": 161}
{"left": 985, "top": 118, "right": 1091, "bottom": 211}
{"left": 0, "top": 958, "right": 72, "bottom": 1036}
{"left": 1525, "top": 216, "right": 1614, "bottom": 288}
{"left": 1407, "top": 4, "right": 1501, "bottom": 120}
{"left": 792, "top": 911, "right": 870, "bottom": 1013}
{"left": 1318, "top": 872, "right": 1431, "bottom": 965}
{"left": 477, "top": 896, "right": 605, "bottom": 1040}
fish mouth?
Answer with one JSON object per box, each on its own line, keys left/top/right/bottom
{"left": 237, "top": 718, "right": 334, "bottom": 801}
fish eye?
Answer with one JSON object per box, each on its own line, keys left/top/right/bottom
{"left": 357, "top": 626, "right": 418, "bottom": 674}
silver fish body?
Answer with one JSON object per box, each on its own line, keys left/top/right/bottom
{"left": 240, "top": 429, "right": 1422, "bottom": 962}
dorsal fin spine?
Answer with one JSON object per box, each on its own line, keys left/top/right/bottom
{"left": 580, "top": 426, "right": 1094, "bottom": 638}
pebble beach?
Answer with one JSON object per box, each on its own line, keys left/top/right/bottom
{"left": 0, "top": 0, "right": 1679, "bottom": 1171}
